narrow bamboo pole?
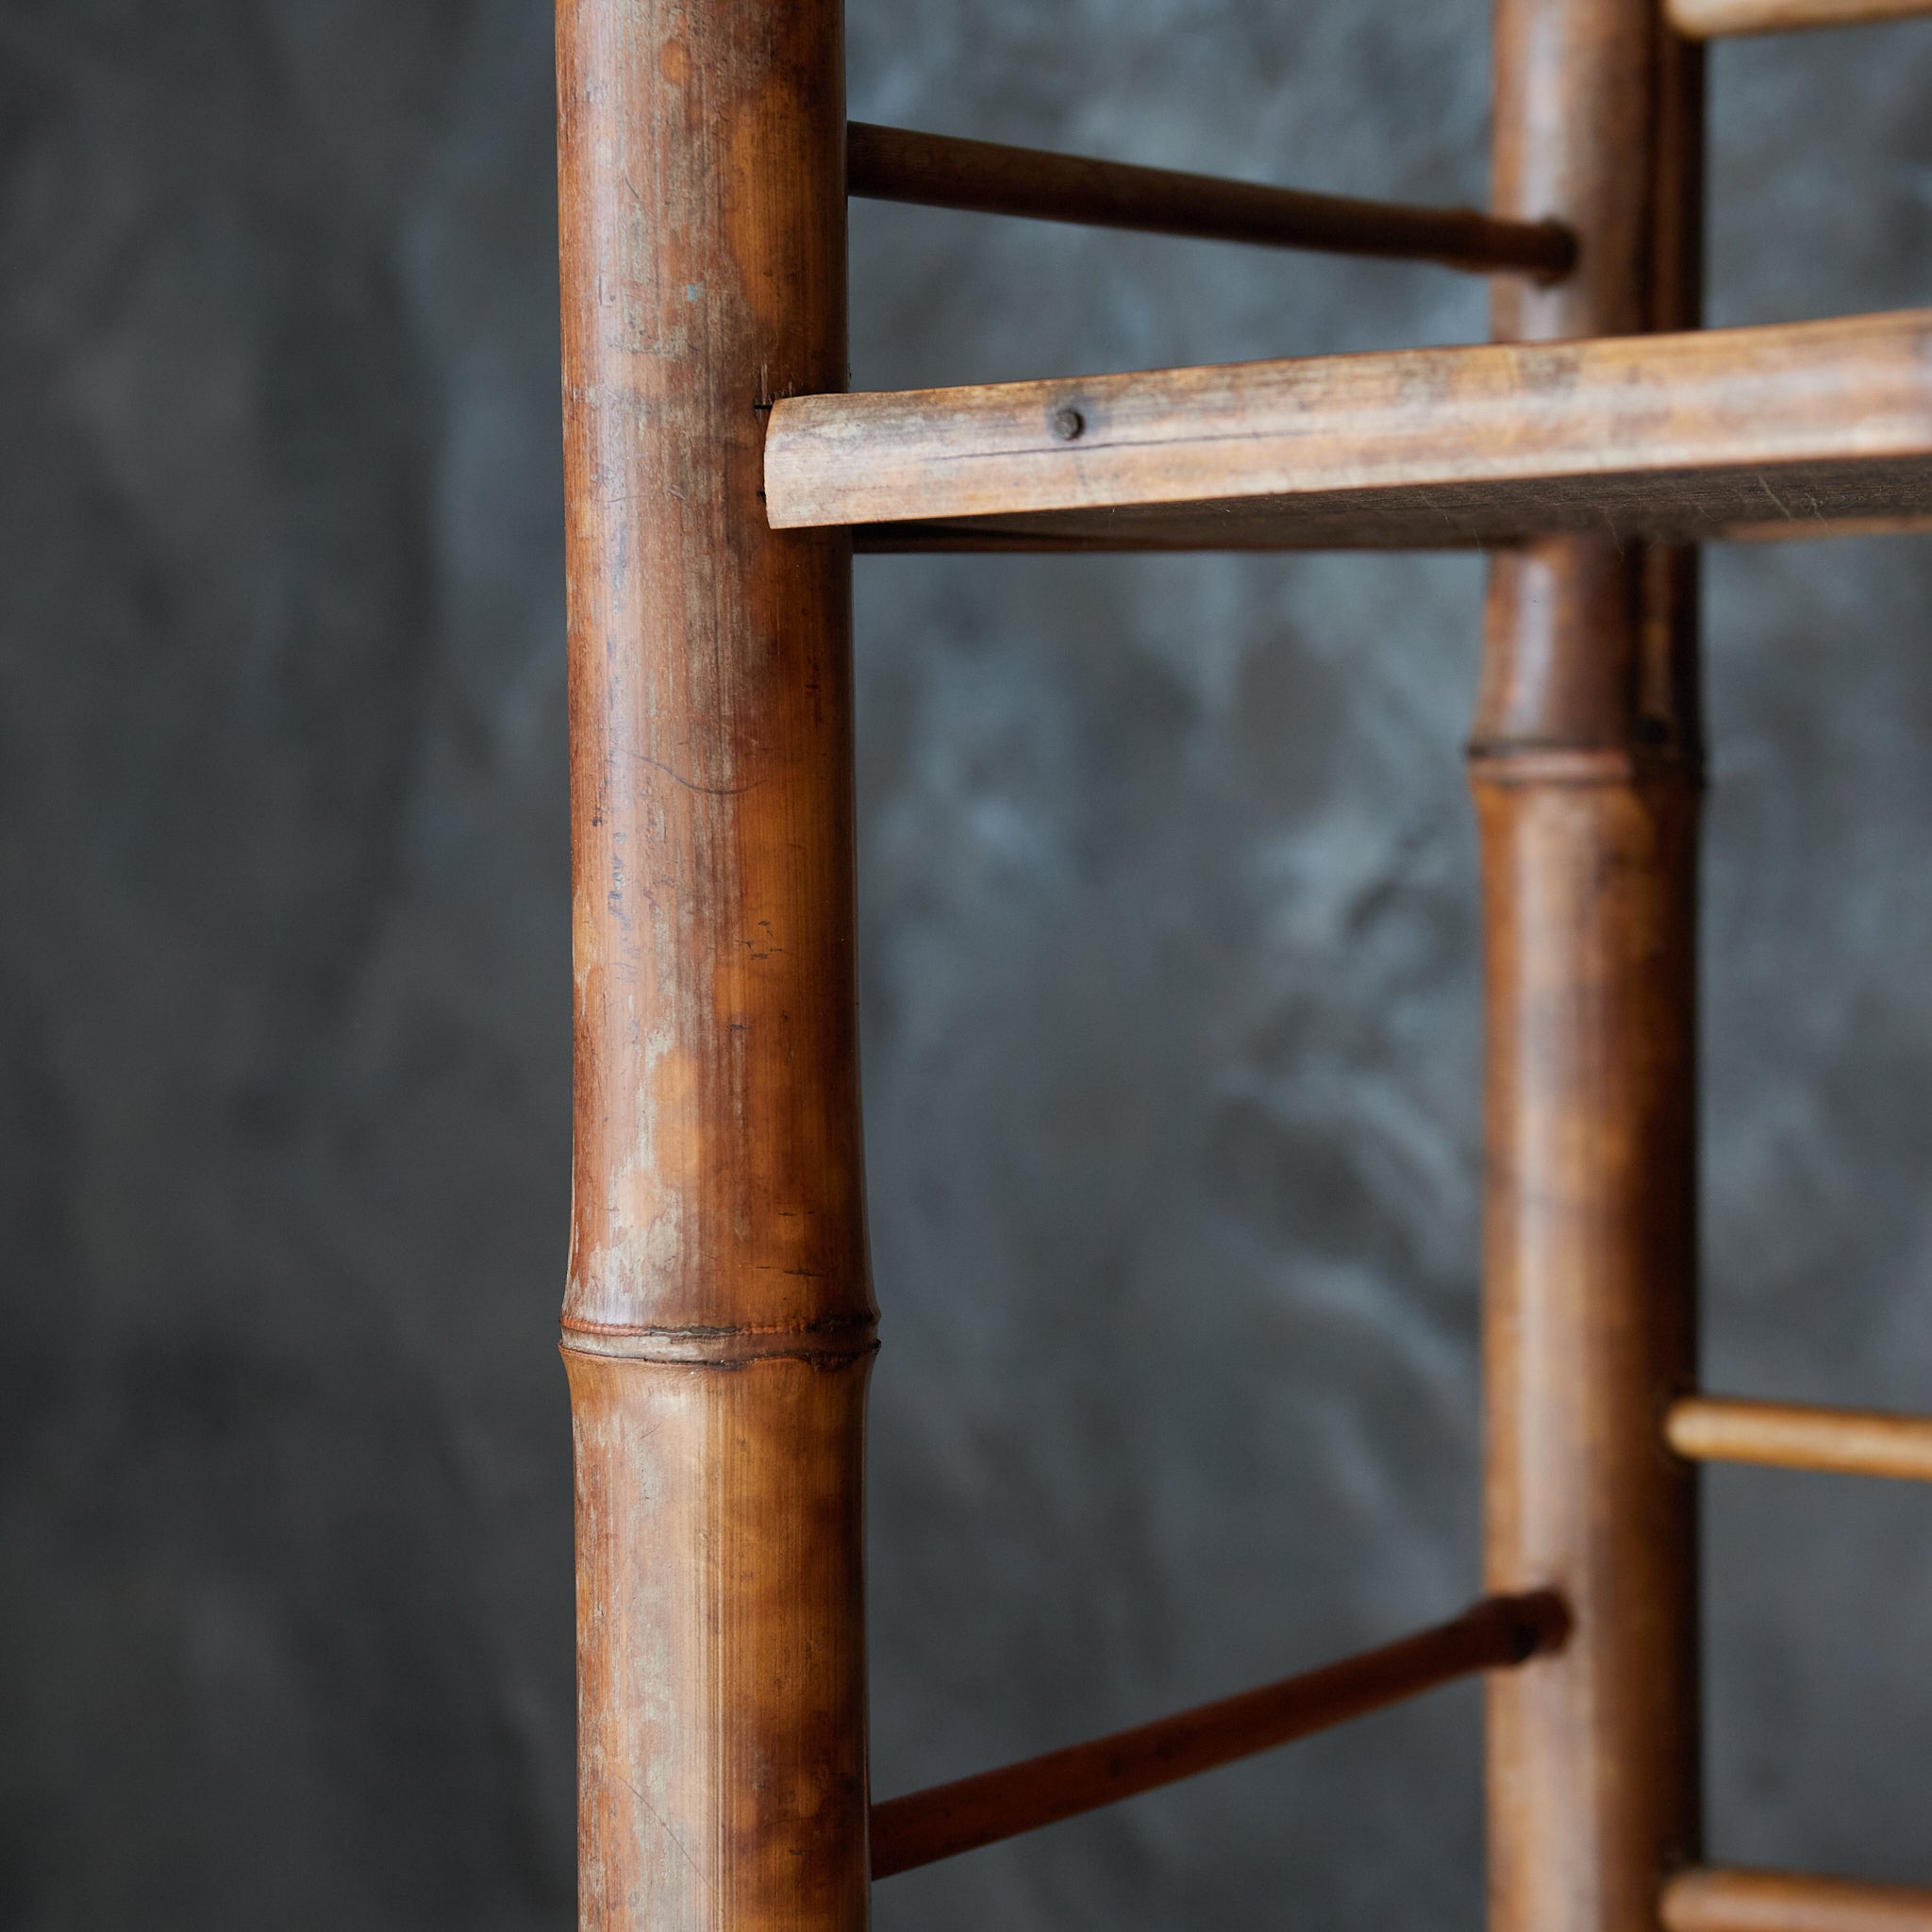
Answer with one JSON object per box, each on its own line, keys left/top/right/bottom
{"left": 846, "top": 122, "right": 1576, "bottom": 277}
{"left": 1664, "top": 1869, "right": 1932, "bottom": 1932}
{"left": 1474, "top": 4, "right": 1705, "bottom": 1930}
{"left": 1667, "top": 1395, "right": 1932, "bottom": 1480}
{"left": 556, "top": 1, "right": 872, "bottom": 1927}
{"left": 870, "top": 1592, "right": 1565, "bottom": 1880}
{"left": 1669, "top": 0, "right": 1932, "bottom": 37}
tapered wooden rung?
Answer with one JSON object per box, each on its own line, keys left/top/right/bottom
{"left": 765, "top": 308, "right": 1932, "bottom": 552}
{"left": 1664, "top": 1868, "right": 1932, "bottom": 1931}
{"left": 847, "top": 122, "right": 1575, "bottom": 278}
{"left": 1666, "top": 1395, "right": 1932, "bottom": 1481}
{"left": 868, "top": 1591, "right": 1563, "bottom": 1879}
{"left": 1668, "top": 0, "right": 1932, "bottom": 38}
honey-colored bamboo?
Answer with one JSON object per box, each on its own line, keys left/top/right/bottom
{"left": 845, "top": 122, "right": 1576, "bottom": 277}
{"left": 1669, "top": 0, "right": 1932, "bottom": 36}
{"left": 1664, "top": 1869, "right": 1932, "bottom": 1932}
{"left": 557, "top": 0, "right": 873, "bottom": 1926}
{"left": 1474, "top": 4, "right": 1704, "bottom": 1930}
{"left": 1667, "top": 1396, "right": 1932, "bottom": 1481}
{"left": 870, "top": 1592, "right": 1565, "bottom": 1879}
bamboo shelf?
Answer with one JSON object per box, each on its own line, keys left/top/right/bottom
{"left": 766, "top": 309, "right": 1932, "bottom": 551}
{"left": 556, "top": 0, "right": 1932, "bottom": 1921}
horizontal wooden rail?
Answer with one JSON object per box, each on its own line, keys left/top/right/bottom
{"left": 765, "top": 308, "right": 1932, "bottom": 552}
{"left": 1666, "top": 1395, "right": 1932, "bottom": 1481}
{"left": 1664, "top": 1868, "right": 1932, "bottom": 1931}
{"left": 847, "top": 122, "right": 1575, "bottom": 279}
{"left": 868, "top": 1590, "right": 1564, "bottom": 1879}
{"left": 1668, "top": 0, "right": 1932, "bottom": 37}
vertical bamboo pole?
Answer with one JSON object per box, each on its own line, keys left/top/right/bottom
{"left": 556, "top": 2, "right": 872, "bottom": 1927}
{"left": 1474, "top": 5, "right": 1705, "bottom": 1931}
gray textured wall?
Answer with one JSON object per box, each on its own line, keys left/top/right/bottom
{"left": 3, "top": 3, "right": 1931, "bottom": 1927}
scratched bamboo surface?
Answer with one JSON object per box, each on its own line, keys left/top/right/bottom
{"left": 557, "top": 0, "right": 873, "bottom": 1926}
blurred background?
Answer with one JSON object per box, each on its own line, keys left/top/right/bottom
{"left": 5, "top": 1, "right": 1932, "bottom": 1926}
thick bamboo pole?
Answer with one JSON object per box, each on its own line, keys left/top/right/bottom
{"left": 556, "top": 1, "right": 872, "bottom": 1927}
{"left": 1474, "top": 5, "right": 1705, "bottom": 1930}
{"left": 1664, "top": 1869, "right": 1932, "bottom": 1932}
{"left": 1667, "top": 1395, "right": 1932, "bottom": 1480}
{"left": 870, "top": 1592, "right": 1565, "bottom": 1879}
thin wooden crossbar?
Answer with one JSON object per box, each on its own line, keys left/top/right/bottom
{"left": 764, "top": 308, "right": 1932, "bottom": 551}
{"left": 1668, "top": 0, "right": 1932, "bottom": 36}
{"left": 846, "top": 122, "right": 1575, "bottom": 278}
{"left": 1666, "top": 1396, "right": 1932, "bottom": 1482}
{"left": 1664, "top": 1869, "right": 1932, "bottom": 1931}
{"left": 867, "top": 1591, "right": 1564, "bottom": 1880}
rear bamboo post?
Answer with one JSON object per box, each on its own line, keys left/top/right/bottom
{"left": 1474, "top": 3, "right": 1705, "bottom": 1929}
{"left": 556, "top": 1, "right": 873, "bottom": 1927}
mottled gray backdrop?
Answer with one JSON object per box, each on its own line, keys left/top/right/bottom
{"left": 4, "top": 2, "right": 1932, "bottom": 1926}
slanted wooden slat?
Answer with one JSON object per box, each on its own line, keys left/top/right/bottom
{"left": 1669, "top": 0, "right": 1932, "bottom": 37}
{"left": 1664, "top": 1869, "right": 1932, "bottom": 1932}
{"left": 847, "top": 122, "right": 1575, "bottom": 278}
{"left": 766, "top": 308, "right": 1932, "bottom": 551}
{"left": 869, "top": 1592, "right": 1563, "bottom": 1879}
{"left": 1667, "top": 1396, "right": 1932, "bottom": 1481}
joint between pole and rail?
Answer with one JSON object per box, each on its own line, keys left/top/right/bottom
{"left": 847, "top": 122, "right": 1577, "bottom": 279}
{"left": 868, "top": 1590, "right": 1567, "bottom": 1879}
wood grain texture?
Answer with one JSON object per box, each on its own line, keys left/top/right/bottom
{"left": 846, "top": 121, "right": 1575, "bottom": 277}
{"left": 763, "top": 309, "right": 1932, "bottom": 548}
{"left": 869, "top": 1593, "right": 1566, "bottom": 1880}
{"left": 1664, "top": 1870, "right": 1932, "bottom": 1931}
{"left": 1669, "top": 0, "right": 1932, "bottom": 37}
{"left": 1667, "top": 1396, "right": 1932, "bottom": 1480}
{"left": 556, "top": 0, "right": 873, "bottom": 1924}
{"left": 1474, "top": 5, "right": 1704, "bottom": 1932}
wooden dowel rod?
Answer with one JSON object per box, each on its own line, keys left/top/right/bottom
{"left": 1666, "top": 1395, "right": 1932, "bottom": 1481}
{"left": 867, "top": 1591, "right": 1565, "bottom": 1880}
{"left": 1668, "top": 0, "right": 1932, "bottom": 38}
{"left": 846, "top": 122, "right": 1576, "bottom": 279}
{"left": 1664, "top": 1868, "right": 1932, "bottom": 1931}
